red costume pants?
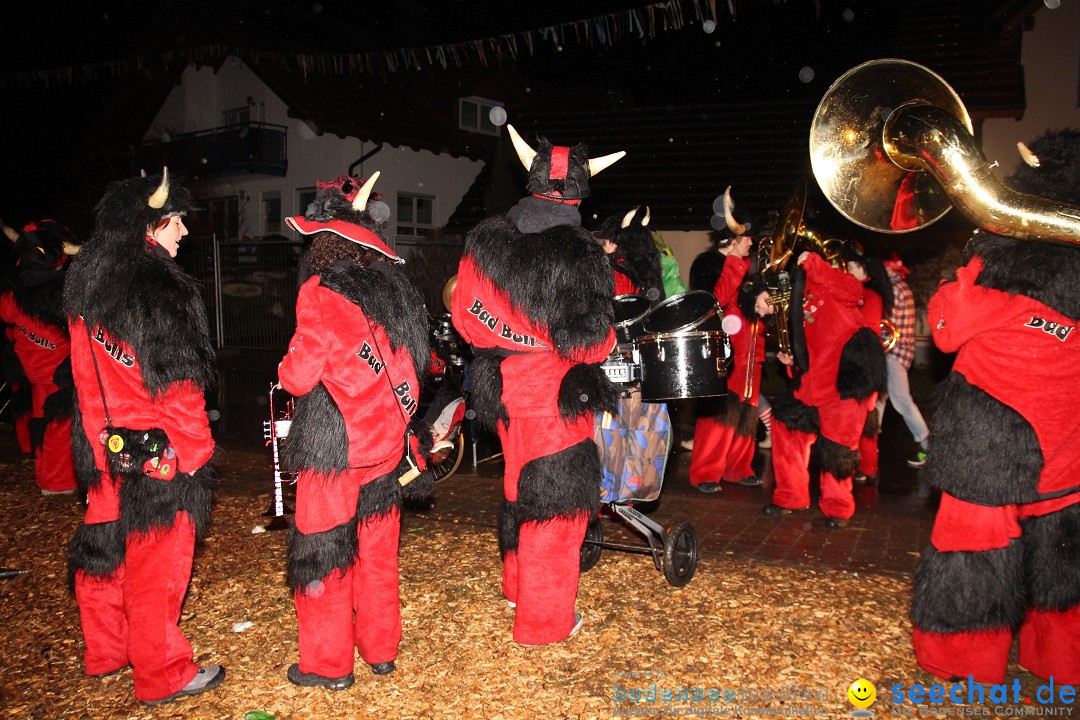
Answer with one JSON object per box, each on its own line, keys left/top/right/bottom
{"left": 35, "top": 416, "right": 76, "bottom": 492}
{"left": 74, "top": 512, "right": 199, "bottom": 703}
{"left": 293, "top": 509, "right": 402, "bottom": 677}
{"left": 498, "top": 415, "right": 592, "bottom": 646}
{"left": 688, "top": 417, "right": 754, "bottom": 486}
{"left": 913, "top": 494, "right": 1080, "bottom": 684}
{"left": 770, "top": 420, "right": 856, "bottom": 519}
{"left": 857, "top": 432, "right": 878, "bottom": 478}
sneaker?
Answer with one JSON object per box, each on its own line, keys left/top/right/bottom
{"left": 41, "top": 488, "right": 76, "bottom": 496}
{"left": 824, "top": 516, "right": 849, "bottom": 530}
{"left": 287, "top": 663, "right": 354, "bottom": 690}
{"left": 694, "top": 482, "right": 721, "bottom": 493}
{"left": 736, "top": 476, "right": 763, "bottom": 487}
{"left": 762, "top": 503, "right": 806, "bottom": 516}
{"left": 758, "top": 433, "right": 772, "bottom": 449}
{"left": 907, "top": 450, "right": 928, "bottom": 468}
{"left": 680, "top": 439, "right": 694, "bottom": 451}
{"left": 143, "top": 665, "right": 226, "bottom": 705}
{"left": 853, "top": 473, "right": 867, "bottom": 485}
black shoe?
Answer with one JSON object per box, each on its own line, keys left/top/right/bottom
{"left": 143, "top": 665, "right": 226, "bottom": 705}
{"left": 287, "top": 663, "right": 354, "bottom": 690}
{"left": 695, "top": 482, "right": 721, "bottom": 493}
{"left": 824, "top": 516, "right": 849, "bottom": 530}
{"left": 762, "top": 504, "right": 794, "bottom": 516}
{"left": 370, "top": 661, "right": 396, "bottom": 676}
{"left": 737, "top": 475, "right": 763, "bottom": 487}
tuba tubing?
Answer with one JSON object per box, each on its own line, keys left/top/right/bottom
{"left": 885, "top": 104, "right": 1080, "bottom": 245}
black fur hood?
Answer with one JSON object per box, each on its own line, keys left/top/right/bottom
{"left": 968, "top": 232, "right": 1080, "bottom": 321}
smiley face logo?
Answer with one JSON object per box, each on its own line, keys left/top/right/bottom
{"left": 848, "top": 678, "right": 876, "bottom": 709}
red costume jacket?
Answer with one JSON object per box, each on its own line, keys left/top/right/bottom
{"left": 714, "top": 255, "right": 765, "bottom": 401}
{"left": 70, "top": 317, "right": 213, "bottom": 523}
{"left": 792, "top": 254, "right": 877, "bottom": 447}
{"left": 0, "top": 292, "right": 69, "bottom": 413}
{"left": 281, "top": 276, "right": 419, "bottom": 474}
{"left": 929, "top": 255, "right": 1080, "bottom": 500}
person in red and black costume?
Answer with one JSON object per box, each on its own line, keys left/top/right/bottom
{"left": 762, "top": 242, "right": 885, "bottom": 529}
{"left": 451, "top": 125, "right": 622, "bottom": 646}
{"left": 596, "top": 206, "right": 665, "bottom": 301}
{"left": 65, "top": 169, "right": 224, "bottom": 705}
{"left": 279, "top": 172, "right": 432, "bottom": 687}
{"left": 687, "top": 187, "right": 773, "bottom": 492}
{"left": 844, "top": 247, "right": 893, "bottom": 485}
{"left": 911, "top": 130, "right": 1080, "bottom": 685}
{"left": 0, "top": 219, "right": 79, "bottom": 494}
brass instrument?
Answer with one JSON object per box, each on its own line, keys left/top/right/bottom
{"left": 742, "top": 316, "right": 759, "bottom": 402}
{"left": 758, "top": 180, "right": 848, "bottom": 356}
{"left": 879, "top": 318, "right": 899, "bottom": 353}
{"left": 809, "top": 58, "right": 1080, "bottom": 246}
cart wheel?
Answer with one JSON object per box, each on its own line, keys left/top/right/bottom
{"left": 580, "top": 517, "right": 604, "bottom": 573}
{"left": 662, "top": 522, "right": 697, "bottom": 586}
{"left": 430, "top": 433, "right": 465, "bottom": 483}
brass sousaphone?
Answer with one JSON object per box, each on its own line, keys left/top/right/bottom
{"left": 810, "top": 58, "right": 1080, "bottom": 246}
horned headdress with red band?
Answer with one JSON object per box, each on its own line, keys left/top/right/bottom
{"left": 507, "top": 125, "right": 625, "bottom": 204}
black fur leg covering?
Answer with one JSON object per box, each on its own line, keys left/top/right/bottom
{"left": 771, "top": 391, "right": 820, "bottom": 435}
{"left": 499, "top": 499, "right": 519, "bottom": 556}
{"left": 68, "top": 520, "right": 125, "bottom": 588}
{"left": 466, "top": 351, "right": 509, "bottom": 431}
{"left": 1022, "top": 501, "right": 1080, "bottom": 612}
{"left": 838, "top": 327, "right": 887, "bottom": 400}
{"left": 717, "top": 394, "right": 759, "bottom": 439}
{"left": 358, "top": 472, "right": 402, "bottom": 524}
{"left": 813, "top": 435, "right": 859, "bottom": 480}
{"left": 286, "top": 516, "right": 360, "bottom": 595}
{"left": 558, "top": 363, "right": 619, "bottom": 421}
{"left": 926, "top": 372, "right": 1043, "bottom": 505}
{"left": 402, "top": 415, "right": 434, "bottom": 504}
{"left": 910, "top": 540, "right": 1026, "bottom": 634}
{"left": 515, "top": 439, "right": 601, "bottom": 525}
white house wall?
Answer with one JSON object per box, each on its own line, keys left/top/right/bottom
{"left": 144, "top": 57, "right": 483, "bottom": 241}
{"left": 982, "top": 2, "right": 1080, "bottom": 177}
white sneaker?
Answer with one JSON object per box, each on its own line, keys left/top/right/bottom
{"left": 758, "top": 433, "right": 772, "bottom": 449}
{"left": 680, "top": 439, "right": 694, "bottom": 451}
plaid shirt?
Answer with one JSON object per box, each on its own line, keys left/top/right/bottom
{"left": 889, "top": 271, "right": 917, "bottom": 369}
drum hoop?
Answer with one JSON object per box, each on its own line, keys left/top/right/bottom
{"left": 638, "top": 329, "right": 727, "bottom": 343}
{"left": 612, "top": 294, "right": 652, "bottom": 329}
{"left": 641, "top": 290, "right": 720, "bottom": 335}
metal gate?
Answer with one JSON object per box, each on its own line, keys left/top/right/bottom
{"left": 178, "top": 234, "right": 303, "bottom": 350}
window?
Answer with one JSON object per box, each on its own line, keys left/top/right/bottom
{"left": 296, "top": 187, "right": 317, "bottom": 217}
{"left": 396, "top": 193, "right": 435, "bottom": 237}
{"left": 262, "top": 191, "right": 281, "bottom": 235}
{"left": 222, "top": 107, "right": 250, "bottom": 126}
{"left": 459, "top": 97, "right": 502, "bottom": 136}
{"left": 204, "top": 196, "right": 240, "bottom": 241}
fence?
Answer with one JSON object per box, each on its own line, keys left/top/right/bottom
{"left": 178, "top": 234, "right": 303, "bottom": 350}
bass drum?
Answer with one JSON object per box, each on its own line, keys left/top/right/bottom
{"left": 612, "top": 294, "right": 652, "bottom": 345}
{"left": 637, "top": 331, "right": 732, "bottom": 401}
{"left": 642, "top": 290, "right": 723, "bottom": 335}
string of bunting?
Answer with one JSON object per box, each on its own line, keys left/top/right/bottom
{"left": 1, "top": 0, "right": 740, "bottom": 89}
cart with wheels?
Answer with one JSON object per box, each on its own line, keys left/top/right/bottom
{"left": 583, "top": 387, "right": 699, "bottom": 587}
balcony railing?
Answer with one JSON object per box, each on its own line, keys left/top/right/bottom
{"left": 135, "top": 122, "right": 288, "bottom": 179}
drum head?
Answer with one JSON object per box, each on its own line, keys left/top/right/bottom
{"left": 613, "top": 294, "right": 651, "bottom": 328}
{"left": 642, "top": 290, "right": 720, "bottom": 335}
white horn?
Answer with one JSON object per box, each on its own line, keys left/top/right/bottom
{"left": 621, "top": 206, "right": 638, "bottom": 229}
{"left": 506, "top": 125, "right": 537, "bottom": 171}
{"left": 63, "top": 241, "right": 81, "bottom": 255}
{"left": 351, "top": 171, "right": 381, "bottom": 212}
{"left": 588, "top": 150, "right": 626, "bottom": 177}
{"left": 0, "top": 220, "right": 18, "bottom": 243}
{"left": 643, "top": 206, "right": 651, "bottom": 227}
{"left": 147, "top": 167, "right": 170, "bottom": 209}
{"left": 724, "top": 186, "right": 746, "bottom": 236}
